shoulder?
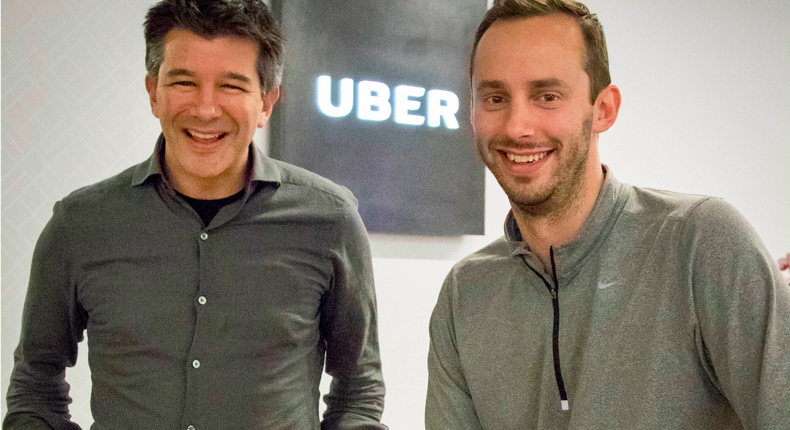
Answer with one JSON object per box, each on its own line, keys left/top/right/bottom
{"left": 34, "top": 163, "right": 145, "bottom": 254}
{"left": 681, "top": 196, "right": 765, "bottom": 257}
{"left": 267, "top": 158, "right": 358, "bottom": 213}
{"left": 443, "top": 236, "right": 517, "bottom": 292}
{"left": 626, "top": 185, "right": 753, "bottom": 239}
{"left": 621, "top": 184, "right": 762, "bottom": 253}
{"left": 432, "top": 237, "right": 524, "bottom": 331}
{"left": 452, "top": 236, "right": 512, "bottom": 271}
{"left": 56, "top": 163, "right": 143, "bottom": 216}
{"left": 623, "top": 185, "right": 717, "bottom": 222}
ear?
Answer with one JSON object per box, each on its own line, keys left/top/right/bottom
{"left": 258, "top": 86, "right": 280, "bottom": 128}
{"left": 469, "top": 98, "right": 477, "bottom": 134}
{"left": 591, "top": 84, "right": 621, "bottom": 133}
{"left": 145, "top": 74, "right": 160, "bottom": 118}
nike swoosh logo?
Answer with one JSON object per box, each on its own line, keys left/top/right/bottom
{"left": 598, "top": 281, "right": 618, "bottom": 289}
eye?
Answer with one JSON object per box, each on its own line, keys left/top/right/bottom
{"left": 534, "top": 92, "right": 562, "bottom": 108}
{"left": 489, "top": 95, "right": 504, "bottom": 104}
{"left": 221, "top": 84, "right": 249, "bottom": 93}
{"left": 170, "top": 81, "right": 196, "bottom": 87}
{"left": 481, "top": 94, "right": 508, "bottom": 110}
{"left": 541, "top": 94, "right": 559, "bottom": 102}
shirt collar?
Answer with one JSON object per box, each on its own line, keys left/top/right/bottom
{"left": 505, "top": 164, "right": 628, "bottom": 277}
{"left": 131, "top": 133, "right": 282, "bottom": 189}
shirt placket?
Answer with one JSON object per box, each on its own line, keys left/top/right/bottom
{"left": 181, "top": 227, "right": 213, "bottom": 430}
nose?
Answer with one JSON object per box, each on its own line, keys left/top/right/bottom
{"left": 191, "top": 86, "right": 221, "bottom": 121}
{"left": 504, "top": 97, "right": 536, "bottom": 142}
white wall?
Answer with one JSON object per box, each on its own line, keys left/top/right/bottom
{"left": 2, "top": 1, "right": 788, "bottom": 429}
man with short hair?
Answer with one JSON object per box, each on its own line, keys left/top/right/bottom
{"left": 4, "top": 1, "right": 387, "bottom": 429}
{"left": 426, "top": 0, "right": 790, "bottom": 428}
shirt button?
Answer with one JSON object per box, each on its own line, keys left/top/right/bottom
{"left": 187, "top": 426, "right": 195, "bottom": 430}
{"left": 192, "top": 359, "right": 200, "bottom": 369}
{"left": 199, "top": 232, "right": 208, "bottom": 240}
{"left": 197, "top": 296, "right": 207, "bottom": 305}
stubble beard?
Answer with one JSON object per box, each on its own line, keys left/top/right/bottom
{"left": 479, "top": 116, "right": 593, "bottom": 221}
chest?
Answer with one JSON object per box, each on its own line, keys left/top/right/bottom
{"left": 71, "top": 212, "right": 337, "bottom": 356}
{"left": 454, "top": 240, "right": 722, "bottom": 428}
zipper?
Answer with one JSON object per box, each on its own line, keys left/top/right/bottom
{"left": 522, "top": 247, "right": 569, "bottom": 411}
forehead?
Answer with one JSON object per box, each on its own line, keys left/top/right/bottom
{"left": 160, "top": 28, "right": 259, "bottom": 74}
{"left": 473, "top": 14, "right": 586, "bottom": 82}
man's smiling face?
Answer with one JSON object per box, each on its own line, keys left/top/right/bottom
{"left": 471, "top": 14, "right": 597, "bottom": 216}
{"left": 145, "top": 28, "right": 278, "bottom": 198}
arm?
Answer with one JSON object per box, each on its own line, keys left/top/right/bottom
{"left": 320, "top": 209, "right": 387, "bottom": 430}
{"left": 686, "top": 198, "right": 790, "bottom": 429}
{"left": 4, "top": 201, "right": 86, "bottom": 430}
{"left": 425, "top": 272, "right": 483, "bottom": 430}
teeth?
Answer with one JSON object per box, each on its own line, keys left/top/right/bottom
{"left": 506, "top": 151, "right": 548, "bottom": 163}
{"left": 189, "top": 130, "right": 222, "bottom": 140}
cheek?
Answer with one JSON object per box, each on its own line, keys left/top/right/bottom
{"left": 152, "top": 89, "right": 168, "bottom": 119}
{"left": 158, "top": 91, "right": 192, "bottom": 119}
{"left": 472, "top": 111, "right": 502, "bottom": 137}
{"left": 542, "top": 111, "right": 583, "bottom": 137}
{"left": 225, "top": 98, "right": 263, "bottom": 126}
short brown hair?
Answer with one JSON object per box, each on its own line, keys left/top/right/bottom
{"left": 471, "top": 0, "right": 610, "bottom": 103}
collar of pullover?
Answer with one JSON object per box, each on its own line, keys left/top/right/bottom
{"left": 505, "top": 164, "right": 628, "bottom": 281}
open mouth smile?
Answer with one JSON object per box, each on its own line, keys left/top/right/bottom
{"left": 185, "top": 129, "right": 228, "bottom": 142}
{"left": 505, "top": 151, "right": 549, "bottom": 164}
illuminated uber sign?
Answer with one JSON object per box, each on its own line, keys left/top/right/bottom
{"left": 316, "top": 75, "right": 460, "bottom": 129}
{"left": 271, "top": 0, "right": 486, "bottom": 236}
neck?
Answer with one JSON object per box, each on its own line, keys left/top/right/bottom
{"left": 172, "top": 175, "right": 246, "bottom": 200}
{"left": 166, "top": 161, "right": 249, "bottom": 200}
{"left": 163, "top": 144, "right": 251, "bottom": 200}
{"left": 513, "top": 163, "right": 605, "bottom": 274}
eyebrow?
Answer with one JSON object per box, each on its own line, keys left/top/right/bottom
{"left": 474, "top": 80, "right": 507, "bottom": 93}
{"left": 164, "top": 69, "right": 195, "bottom": 79}
{"left": 530, "top": 78, "right": 566, "bottom": 90}
{"left": 223, "top": 73, "right": 252, "bottom": 84}
{"left": 164, "top": 69, "right": 252, "bottom": 84}
{"left": 475, "top": 78, "right": 568, "bottom": 93}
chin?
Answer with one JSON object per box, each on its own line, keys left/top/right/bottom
{"left": 501, "top": 178, "right": 557, "bottom": 212}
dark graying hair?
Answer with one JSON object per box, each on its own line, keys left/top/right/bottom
{"left": 144, "top": 0, "right": 284, "bottom": 92}
{"left": 471, "top": 0, "right": 610, "bottom": 103}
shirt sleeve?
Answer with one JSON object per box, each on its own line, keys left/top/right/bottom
{"left": 319, "top": 208, "right": 387, "bottom": 430}
{"left": 686, "top": 198, "right": 790, "bottom": 429}
{"left": 425, "top": 271, "right": 484, "bottom": 430}
{"left": 4, "top": 201, "right": 86, "bottom": 430}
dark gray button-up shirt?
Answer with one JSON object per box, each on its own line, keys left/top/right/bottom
{"left": 5, "top": 136, "right": 387, "bottom": 430}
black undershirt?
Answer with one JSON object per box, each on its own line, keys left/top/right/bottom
{"left": 177, "top": 189, "right": 245, "bottom": 226}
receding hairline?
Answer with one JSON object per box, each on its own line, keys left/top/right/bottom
{"left": 471, "top": 14, "right": 588, "bottom": 81}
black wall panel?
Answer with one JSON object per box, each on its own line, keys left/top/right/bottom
{"left": 271, "top": 0, "right": 486, "bottom": 236}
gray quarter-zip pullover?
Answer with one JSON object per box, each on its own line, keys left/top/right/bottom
{"left": 426, "top": 168, "right": 790, "bottom": 429}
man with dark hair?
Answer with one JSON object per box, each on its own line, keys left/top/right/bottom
{"left": 426, "top": 0, "right": 790, "bottom": 428}
{"left": 4, "top": 1, "right": 387, "bottom": 429}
